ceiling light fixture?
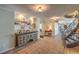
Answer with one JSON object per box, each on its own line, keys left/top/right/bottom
{"left": 31, "top": 4, "right": 49, "bottom": 12}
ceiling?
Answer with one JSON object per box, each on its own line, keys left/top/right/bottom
{"left": 0, "top": 4, "right": 79, "bottom": 21}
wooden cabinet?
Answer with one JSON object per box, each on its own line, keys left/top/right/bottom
{"left": 30, "top": 32, "right": 37, "bottom": 41}
{"left": 32, "top": 32, "right": 38, "bottom": 41}
{"left": 26, "top": 34, "right": 30, "bottom": 42}
{"left": 15, "top": 31, "right": 38, "bottom": 47}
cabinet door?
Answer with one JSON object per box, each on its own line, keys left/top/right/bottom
{"left": 18, "top": 36, "right": 23, "bottom": 47}
{"left": 30, "top": 33, "right": 33, "bottom": 40}
{"left": 26, "top": 34, "right": 30, "bottom": 42}
{"left": 30, "top": 32, "right": 37, "bottom": 41}
{"left": 18, "top": 35, "right": 27, "bottom": 47}
{"left": 22, "top": 35, "right": 27, "bottom": 44}
{"left": 33, "top": 33, "right": 37, "bottom": 41}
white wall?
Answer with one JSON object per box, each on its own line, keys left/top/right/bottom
{"left": 36, "top": 18, "right": 41, "bottom": 39}
{"left": 0, "top": 8, "right": 15, "bottom": 53}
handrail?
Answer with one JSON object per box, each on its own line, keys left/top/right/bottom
{"left": 63, "top": 19, "right": 78, "bottom": 38}
{"left": 64, "top": 19, "right": 76, "bottom": 32}
{"left": 59, "top": 18, "right": 78, "bottom": 38}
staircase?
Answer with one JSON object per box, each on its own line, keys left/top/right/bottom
{"left": 65, "top": 23, "right": 79, "bottom": 48}
{"left": 60, "top": 19, "right": 79, "bottom": 48}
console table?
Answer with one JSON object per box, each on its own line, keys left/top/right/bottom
{"left": 15, "top": 31, "right": 38, "bottom": 47}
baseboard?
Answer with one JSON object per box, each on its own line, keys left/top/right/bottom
{"left": 0, "top": 47, "right": 15, "bottom": 54}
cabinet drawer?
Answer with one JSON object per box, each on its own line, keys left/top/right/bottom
{"left": 15, "top": 31, "right": 38, "bottom": 47}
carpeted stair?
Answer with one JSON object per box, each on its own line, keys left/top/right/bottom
{"left": 65, "top": 23, "right": 79, "bottom": 48}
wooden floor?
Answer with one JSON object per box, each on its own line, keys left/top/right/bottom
{"left": 16, "top": 36, "right": 64, "bottom": 54}
{"left": 65, "top": 46, "right": 79, "bottom": 54}
{"left": 4, "top": 36, "right": 79, "bottom": 54}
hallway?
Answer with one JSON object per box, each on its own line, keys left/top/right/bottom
{"left": 0, "top": 4, "right": 79, "bottom": 54}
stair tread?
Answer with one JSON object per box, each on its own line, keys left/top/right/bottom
{"left": 66, "top": 38, "right": 77, "bottom": 43}
{"left": 66, "top": 40, "right": 70, "bottom": 45}
{"left": 69, "top": 36, "right": 78, "bottom": 40}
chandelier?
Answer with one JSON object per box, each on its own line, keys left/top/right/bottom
{"left": 31, "top": 4, "right": 49, "bottom": 12}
